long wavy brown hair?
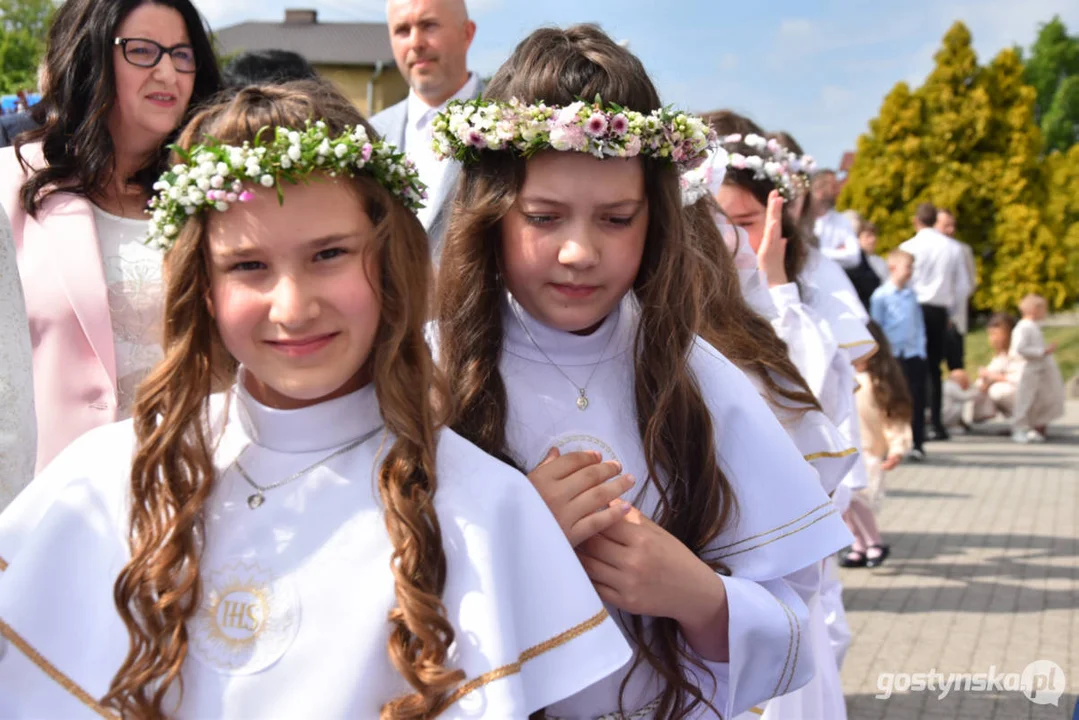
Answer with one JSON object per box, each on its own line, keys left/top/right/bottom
{"left": 862, "top": 321, "right": 913, "bottom": 422}
{"left": 102, "top": 81, "right": 462, "bottom": 719}
{"left": 684, "top": 196, "right": 821, "bottom": 413}
{"left": 436, "top": 25, "right": 733, "bottom": 719}
{"left": 704, "top": 111, "right": 810, "bottom": 286}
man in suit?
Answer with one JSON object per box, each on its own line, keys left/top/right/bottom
{"left": 372, "top": 0, "right": 481, "bottom": 260}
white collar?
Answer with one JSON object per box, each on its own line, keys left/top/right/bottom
{"left": 407, "top": 73, "right": 479, "bottom": 129}
{"left": 233, "top": 370, "right": 382, "bottom": 453}
{"left": 501, "top": 292, "right": 636, "bottom": 367}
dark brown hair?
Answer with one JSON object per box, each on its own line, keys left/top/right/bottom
{"left": 706, "top": 111, "right": 810, "bottom": 285}
{"left": 987, "top": 312, "right": 1016, "bottom": 332}
{"left": 17, "top": 0, "right": 222, "bottom": 216}
{"left": 685, "top": 196, "right": 821, "bottom": 413}
{"left": 104, "top": 81, "right": 461, "bottom": 718}
{"left": 915, "top": 202, "right": 938, "bottom": 228}
{"left": 862, "top": 321, "right": 913, "bottom": 422}
{"left": 437, "top": 24, "right": 732, "bottom": 719}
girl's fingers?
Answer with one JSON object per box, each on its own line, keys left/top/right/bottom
{"left": 567, "top": 498, "right": 632, "bottom": 547}
{"left": 541, "top": 450, "right": 603, "bottom": 478}
{"left": 567, "top": 471, "right": 634, "bottom": 517}
{"left": 578, "top": 551, "right": 623, "bottom": 587}
{"left": 561, "top": 459, "right": 625, "bottom": 500}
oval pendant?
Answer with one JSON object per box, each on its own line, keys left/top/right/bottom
{"left": 248, "top": 493, "right": 265, "bottom": 509}
{"left": 576, "top": 394, "right": 589, "bottom": 411}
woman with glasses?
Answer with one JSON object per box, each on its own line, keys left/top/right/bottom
{"left": 0, "top": 0, "right": 221, "bottom": 476}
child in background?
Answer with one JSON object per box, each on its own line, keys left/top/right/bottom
{"left": 843, "top": 321, "right": 912, "bottom": 568}
{"left": 859, "top": 222, "right": 889, "bottom": 283}
{"left": 972, "top": 313, "right": 1021, "bottom": 423}
{"left": 942, "top": 369, "right": 981, "bottom": 432}
{"left": 869, "top": 250, "right": 928, "bottom": 460}
{"left": 1010, "top": 294, "right": 1065, "bottom": 443}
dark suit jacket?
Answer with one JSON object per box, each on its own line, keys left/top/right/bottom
{"left": 370, "top": 79, "right": 485, "bottom": 262}
{"left": 0, "top": 112, "right": 40, "bottom": 149}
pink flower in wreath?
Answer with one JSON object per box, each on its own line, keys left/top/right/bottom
{"left": 610, "top": 113, "right": 629, "bottom": 136}
{"left": 585, "top": 112, "right": 609, "bottom": 137}
{"left": 465, "top": 129, "right": 487, "bottom": 149}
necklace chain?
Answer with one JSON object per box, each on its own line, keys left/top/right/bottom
{"left": 233, "top": 425, "right": 384, "bottom": 509}
{"left": 511, "top": 303, "right": 619, "bottom": 411}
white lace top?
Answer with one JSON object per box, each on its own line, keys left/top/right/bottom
{"left": 0, "top": 207, "right": 35, "bottom": 509}
{"left": 91, "top": 205, "right": 163, "bottom": 416}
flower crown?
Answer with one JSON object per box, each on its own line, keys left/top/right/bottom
{"left": 145, "top": 121, "right": 426, "bottom": 250}
{"left": 431, "top": 96, "right": 715, "bottom": 171}
{"left": 714, "top": 133, "right": 816, "bottom": 199}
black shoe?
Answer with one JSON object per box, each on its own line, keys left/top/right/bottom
{"left": 927, "top": 427, "right": 950, "bottom": 441}
{"left": 865, "top": 545, "right": 891, "bottom": 568}
{"left": 839, "top": 550, "right": 867, "bottom": 568}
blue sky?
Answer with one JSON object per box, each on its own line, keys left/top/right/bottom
{"left": 194, "top": 0, "right": 1079, "bottom": 168}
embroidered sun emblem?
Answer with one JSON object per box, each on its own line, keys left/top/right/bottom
{"left": 189, "top": 561, "right": 300, "bottom": 675}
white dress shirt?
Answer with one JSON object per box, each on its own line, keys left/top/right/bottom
{"left": 405, "top": 74, "right": 480, "bottom": 228}
{"left": 898, "top": 227, "right": 973, "bottom": 308}
{"left": 813, "top": 210, "right": 861, "bottom": 269}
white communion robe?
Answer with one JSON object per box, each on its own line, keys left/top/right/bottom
{"left": 0, "top": 379, "right": 632, "bottom": 718}
{"left": 731, "top": 376, "right": 857, "bottom": 720}
{"left": 496, "top": 294, "right": 853, "bottom": 719}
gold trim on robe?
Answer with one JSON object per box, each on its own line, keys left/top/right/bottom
{"left": 434, "top": 608, "right": 611, "bottom": 717}
{"left": 0, "top": 555, "right": 7, "bottom": 571}
{"left": 706, "top": 502, "right": 839, "bottom": 561}
{"left": 803, "top": 448, "right": 857, "bottom": 462}
{"left": 0, "top": 618, "right": 117, "bottom": 718}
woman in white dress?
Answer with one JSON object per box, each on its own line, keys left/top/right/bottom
{"left": 0, "top": 82, "right": 630, "bottom": 719}
{"left": 0, "top": 204, "right": 35, "bottom": 510}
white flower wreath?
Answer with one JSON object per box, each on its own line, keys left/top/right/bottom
{"left": 144, "top": 121, "right": 426, "bottom": 250}
{"left": 430, "top": 96, "right": 715, "bottom": 171}
{"left": 709, "top": 133, "right": 817, "bottom": 200}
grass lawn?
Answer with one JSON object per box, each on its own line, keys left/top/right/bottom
{"left": 964, "top": 323, "right": 1079, "bottom": 382}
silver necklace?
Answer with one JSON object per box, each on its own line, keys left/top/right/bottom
{"left": 232, "top": 425, "right": 384, "bottom": 509}
{"left": 511, "top": 304, "right": 619, "bottom": 411}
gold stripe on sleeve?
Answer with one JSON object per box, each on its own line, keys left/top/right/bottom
{"left": 713, "top": 509, "right": 840, "bottom": 561}
{"left": 803, "top": 448, "right": 857, "bottom": 462}
{"left": 769, "top": 596, "right": 795, "bottom": 700}
{"left": 0, "top": 618, "right": 116, "bottom": 718}
{"left": 839, "top": 340, "right": 876, "bottom": 349}
{"left": 750, "top": 707, "right": 765, "bottom": 715}
{"left": 433, "top": 608, "right": 610, "bottom": 717}
{"left": 709, "top": 502, "right": 833, "bottom": 553}
{"left": 0, "top": 555, "right": 7, "bottom": 571}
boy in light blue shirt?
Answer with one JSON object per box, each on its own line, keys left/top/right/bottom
{"left": 870, "top": 250, "right": 928, "bottom": 457}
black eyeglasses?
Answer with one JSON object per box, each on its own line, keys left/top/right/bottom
{"left": 114, "top": 37, "right": 197, "bottom": 74}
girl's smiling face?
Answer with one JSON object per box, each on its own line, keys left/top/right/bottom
{"left": 206, "top": 176, "right": 381, "bottom": 409}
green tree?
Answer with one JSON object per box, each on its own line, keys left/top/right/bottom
{"left": 1021, "top": 16, "right": 1079, "bottom": 153}
{"left": 840, "top": 22, "right": 1074, "bottom": 311}
{"left": 0, "top": 0, "right": 55, "bottom": 95}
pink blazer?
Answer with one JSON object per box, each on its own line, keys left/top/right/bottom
{"left": 0, "top": 143, "right": 118, "bottom": 474}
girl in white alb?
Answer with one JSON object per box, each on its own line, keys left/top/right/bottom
{"left": 0, "top": 83, "right": 631, "bottom": 719}
{"left": 433, "top": 26, "right": 852, "bottom": 720}
{"left": 682, "top": 146, "right": 857, "bottom": 720}
{"left": 705, "top": 116, "right": 882, "bottom": 717}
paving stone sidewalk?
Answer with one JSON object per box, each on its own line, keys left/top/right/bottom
{"left": 841, "top": 401, "right": 1079, "bottom": 720}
